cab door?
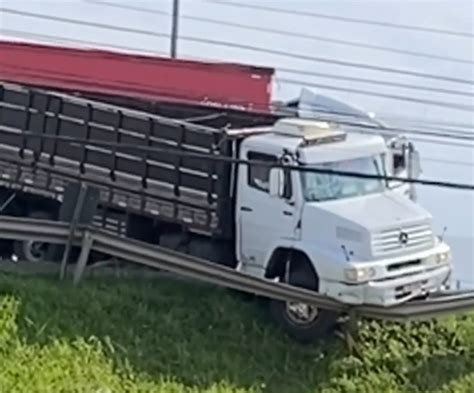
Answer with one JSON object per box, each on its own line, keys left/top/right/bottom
{"left": 236, "top": 151, "right": 299, "bottom": 273}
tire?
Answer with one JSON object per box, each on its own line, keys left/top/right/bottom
{"left": 269, "top": 264, "right": 339, "bottom": 343}
{"left": 13, "top": 210, "right": 54, "bottom": 263}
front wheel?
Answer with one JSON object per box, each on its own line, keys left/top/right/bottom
{"left": 269, "top": 265, "right": 339, "bottom": 343}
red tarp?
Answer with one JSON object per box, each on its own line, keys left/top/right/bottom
{"left": 0, "top": 41, "right": 274, "bottom": 111}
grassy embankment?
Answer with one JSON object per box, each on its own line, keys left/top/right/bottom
{"left": 0, "top": 273, "right": 473, "bottom": 392}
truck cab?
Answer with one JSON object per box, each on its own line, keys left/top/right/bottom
{"left": 234, "top": 118, "right": 451, "bottom": 339}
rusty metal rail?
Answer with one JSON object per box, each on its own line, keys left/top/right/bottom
{"left": 1, "top": 215, "right": 474, "bottom": 323}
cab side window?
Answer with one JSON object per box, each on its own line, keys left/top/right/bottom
{"left": 247, "top": 152, "right": 277, "bottom": 193}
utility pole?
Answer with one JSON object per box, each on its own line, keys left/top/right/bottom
{"left": 170, "top": 0, "right": 179, "bottom": 58}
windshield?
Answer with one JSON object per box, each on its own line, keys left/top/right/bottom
{"left": 301, "top": 155, "right": 386, "bottom": 202}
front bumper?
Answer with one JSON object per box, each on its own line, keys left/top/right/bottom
{"left": 324, "top": 264, "right": 452, "bottom": 306}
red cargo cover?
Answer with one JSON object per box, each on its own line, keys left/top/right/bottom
{"left": 0, "top": 40, "right": 273, "bottom": 111}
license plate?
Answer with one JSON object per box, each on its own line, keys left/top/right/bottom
{"left": 403, "top": 282, "right": 422, "bottom": 293}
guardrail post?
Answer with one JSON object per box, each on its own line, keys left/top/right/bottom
{"left": 73, "top": 230, "right": 94, "bottom": 285}
{"left": 339, "top": 309, "right": 361, "bottom": 355}
{"left": 57, "top": 182, "right": 99, "bottom": 280}
{"left": 59, "top": 183, "right": 88, "bottom": 280}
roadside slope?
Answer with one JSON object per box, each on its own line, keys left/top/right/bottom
{"left": 0, "top": 273, "right": 473, "bottom": 393}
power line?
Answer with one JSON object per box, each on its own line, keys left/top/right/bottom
{"left": 84, "top": 0, "right": 474, "bottom": 65}
{"left": 2, "top": 34, "right": 473, "bottom": 134}
{"left": 1, "top": 27, "right": 473, "bottom": 142}
{"left": 278, "top": 78, "right": 474, "bottom": 112}
{"left": 146, "top": 45, "right": 474, "bottom": 98}
{"left": 179, "top": 37, "right": 474, "bottom": 86}
{"left": 407, "top": 137, "right": 473, "bottom": 150}
{"left": 138, "top": 36, "right": 474, "bottom": 131}
{"left": 208, "top": 0, "right": 474, "bottom": 39}
{"left": 140, "top": 48, "right": 474, "bottom": 99}
{"left": 396, "top": 123, "right": 474, "bottom": 138}
{"left": 2, "top": 57, "right": 473, "bottom": 144}
{"left": 375, "top": 114, "right": 474, "bottom": 131}
{"left": 296, "top": 112, "right": 474, "bottom": 142}
{"left": 277, "top": 68, "right": 474, "bottom": 98}
{"left": 82, "top": 1, "right": 474, "bottom": 97}
{"left": 83, "top": 0, "right": 165, "bottom": 15}
{"left": 1, "top": 59, "right": 473, "bottom": 146}
{"left": 423, "top": 157, "right": 474, "bottom": 167}
{"left": 2, "top": 7, "right": 473, "bottom": 87}
{"left": 0, "top": 29, "right": 168, "bottom": 57}
{"left": 0, "top": 7, "right": 170, "bottom": 40}
{"left": 5, "top": 27, "right": 473, "bottom": 100}
{"left": 13, "top": 131, "right": 474, "bottom": 191}
{"left": 266, "top": 99, "right": 474, "bottom": 140}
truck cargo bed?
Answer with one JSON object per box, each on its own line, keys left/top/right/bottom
{"left": 0, "top": 83, "right": 234, "bottom": 237}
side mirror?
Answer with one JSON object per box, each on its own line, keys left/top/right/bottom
{"left": 269, "top": 168, "right": 284, "bottom": 198}
{"left": 392, "top": 152, "right": 407, "bottom": 176}
{"left": 386, "top": 152, "right": 404, "bottom": 189}
{"left": 409, "top": 149, "right": 422, "bottom": 179}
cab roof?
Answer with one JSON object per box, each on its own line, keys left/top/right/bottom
{"left": 240, "top": 127, "right": 387, "bottom": 164}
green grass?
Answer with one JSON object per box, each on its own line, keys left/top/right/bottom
{"left": 0, "top": 273, "right": 473, "bottom": 393}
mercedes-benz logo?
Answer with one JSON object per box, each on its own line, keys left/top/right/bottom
{"left": 399, "top": 231, "right": 409, "bottom": 246}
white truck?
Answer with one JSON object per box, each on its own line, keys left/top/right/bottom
{"left": 0, "top": 84, "right": 452, "bottom": 342}
{"left": 232, "top": 117, "right": 452, "bottom": 340}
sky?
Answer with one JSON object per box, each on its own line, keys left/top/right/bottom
{"left": 0, "top": 0, "right": 473, "bottom": 286}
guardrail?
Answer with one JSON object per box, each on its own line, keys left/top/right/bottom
{"left": 1, "top": 215, "right": 474, "bottom": 323}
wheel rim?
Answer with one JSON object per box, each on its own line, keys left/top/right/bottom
{"left": 23, "top": 240, "right": 47, "bottom": 262}
{"left": 286, "top": 301, "right": 319, "bottom": 325}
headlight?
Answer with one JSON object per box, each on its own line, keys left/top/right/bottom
{"left": 436, "top": 250, "right": 451, "bottom": 264}
{"left": 344, "top": 266, "right": 376, "bottom": 283}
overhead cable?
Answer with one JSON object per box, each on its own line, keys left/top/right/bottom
{"left": 11, "top": 131, "right": 474, "bottom": 191}
{"left": 0, "top": 29, "right": 167, "bottom": 56}
{"left": 4, "top": 27, "right": 473, "bottom": 99}
{"left": 208, "top": 0, "right": 474, "bottom": 39}
{"left": 84, "top": 0, "right": 474, "bottom": 65}
{"left": 2, "top": 8, "right": 473, "bottom": 86}
{"left": 2, "top": 61, "right": 473, "bottom": 145}
{"left": 278, "top": 78, "right": 474, "bottom": 112}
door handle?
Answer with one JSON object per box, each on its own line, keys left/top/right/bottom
{"left": 283, "top": 211, "right": 293, "bottom": 216}
{"left": 241, "top": 206, "right": 253, "bottom": 212}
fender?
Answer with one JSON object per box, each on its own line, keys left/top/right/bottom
{"left": 261, "top": 240, "right": 350, "bottom": 283}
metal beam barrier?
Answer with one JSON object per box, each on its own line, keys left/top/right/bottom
{"left": 1, "top": 215, "right": 474, "bottom": 322}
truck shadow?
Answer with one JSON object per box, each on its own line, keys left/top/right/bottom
{"left": 0, "top": 273, "right": 339, "bottom": 392}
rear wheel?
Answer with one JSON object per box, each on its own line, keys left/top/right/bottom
{"left": 13, "top": 210, "right": 53, "bottom": 263}
{"left": 269, "top": 262, "right": 339, "bottom": 343}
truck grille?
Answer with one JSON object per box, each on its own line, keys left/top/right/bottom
{"left": 372, "top": 223, "right": 434, "bottom": 257}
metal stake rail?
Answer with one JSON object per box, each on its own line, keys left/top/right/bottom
{"left": 1, "top": 215, "right": 474, "bottom": 323}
